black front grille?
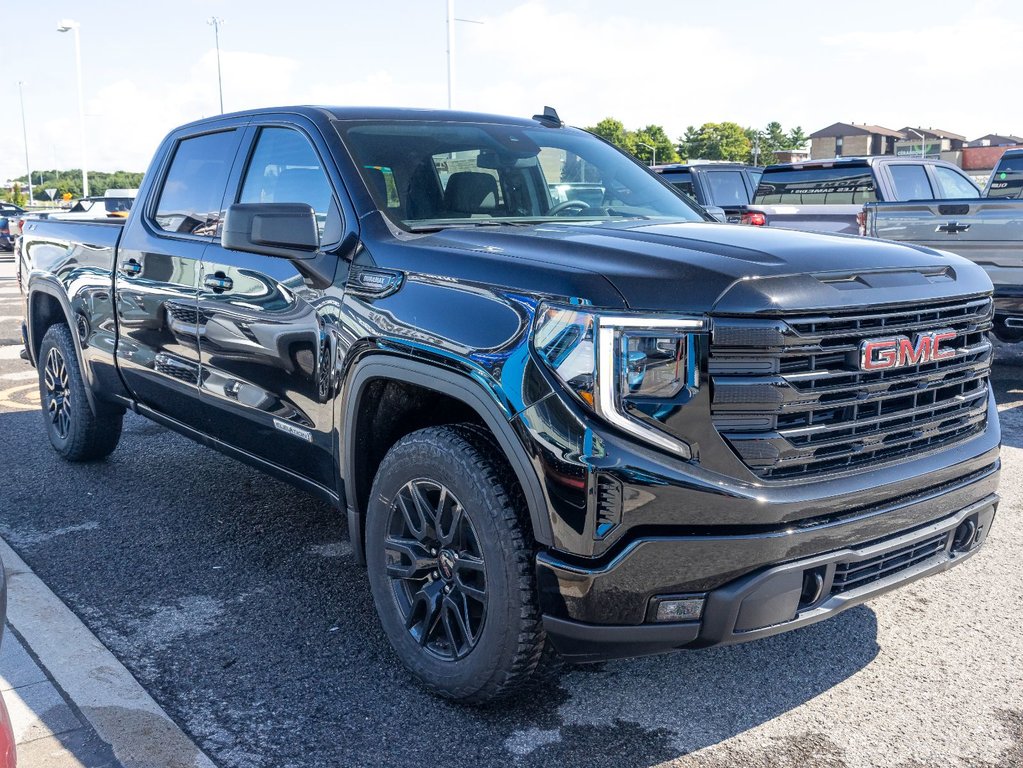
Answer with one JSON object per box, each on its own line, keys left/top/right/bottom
{"left": 831, "top": 530, "right": 952, "bottom": 594}
{"left": 710, "top": 296, "right": 993, "bottom": 479}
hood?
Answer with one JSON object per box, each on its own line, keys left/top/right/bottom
{"left": 417, "top": 221, "right": 992, "bottom": 315}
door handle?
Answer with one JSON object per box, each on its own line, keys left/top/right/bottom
{"left": 119, "top": 259, "right": 142, "bottom": 276}
{"left": 203, "top": 273, "right": 233, "bottom": 292}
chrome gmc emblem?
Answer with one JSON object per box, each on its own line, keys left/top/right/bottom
{"left": 859, "top": 330, "right": 958, "bottom": 371}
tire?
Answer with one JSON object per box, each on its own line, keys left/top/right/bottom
{"left": 37, "top": 324, "right": 122, "bottom": 461}
{"left": 365, "top": 424, "right": 544, "bottom": 703}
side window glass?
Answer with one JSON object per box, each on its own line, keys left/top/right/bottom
{"left": 934, "top": 166, "right": 980, "bottom": 199}
{"left": 888, "top": 165, "right": 934, "bottom": 201}
{"left": 154, "top": 130, "right": 237, "bottom": 236}
{"left": 239, "top": 127, "right": 339, "bottom": 242}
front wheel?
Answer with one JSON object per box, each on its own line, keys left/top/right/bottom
{"left": 37, "top": 324, "right": 122, "bottom": 461}
{"left": 366, "top": 424, "right": 545, "bottom": 703}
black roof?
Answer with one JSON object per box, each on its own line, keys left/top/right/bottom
{"left": 177, "top": 105, "right": 547, "bottom": 131}
{"left": 652, "top": 163, "right": 755, "bottom": 172}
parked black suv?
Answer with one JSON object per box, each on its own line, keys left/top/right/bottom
{"left": 19, "top": 107, "right": 1000, "bottom": 703}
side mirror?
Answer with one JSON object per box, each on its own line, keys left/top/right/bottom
{"left": 223, "top": 203, "right": 319, "bottom": 259}
{"left": 703, "top": 205, "right": 728, "bottom": 223}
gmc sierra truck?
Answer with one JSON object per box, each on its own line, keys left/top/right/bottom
{"left": 19, "top": 106, "right": 1000, "bottom": 703}
{"left": 741, "top": 156, "right": 983, "bottom": 234}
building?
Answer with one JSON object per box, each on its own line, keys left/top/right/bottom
{"left": 968, "top": 134, "right": 1023, "bottom": 147}
{"left": 809, "top": 122, "right": 905, "bottom": 160}
{"left": 895, "top": 127, "right": 966, "bottom": 157}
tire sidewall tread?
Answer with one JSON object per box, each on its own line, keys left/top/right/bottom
{"left": 365, "top": 424, "right": 544, "bottom": 704}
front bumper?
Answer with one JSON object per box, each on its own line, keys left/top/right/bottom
{"left": 540, "top": 488, "right": 998, "bottom": 662}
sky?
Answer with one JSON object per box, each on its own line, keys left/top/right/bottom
{"left": 2, "top": 0, "right": 1022, "bottom": 182}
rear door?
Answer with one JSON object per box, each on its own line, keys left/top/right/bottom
{"left": 115, "top": 124, "right": 244, "bottom": 428}
{"left": 196, "top": 119, "right": 349, "bottom": 488}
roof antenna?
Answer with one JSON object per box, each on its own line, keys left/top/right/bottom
{"left": 533, "top": 106, "right": 563, "bottom": 127}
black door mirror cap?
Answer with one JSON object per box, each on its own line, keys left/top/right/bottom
{"left": 223, "top": 202, "right": 320, "bottom": 259}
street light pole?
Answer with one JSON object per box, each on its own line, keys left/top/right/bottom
{"left": 208, "top": 17, "right": 225, "bottom": 114}
{"left": 18, "top": 81, "right": 33, "bottom": 204}
{"left": 908, "top": 128, "right": 926, "bottom": 158}
{"left": 637, "top": 142, "right": 656, "bottom": 167}
{"left": 445, "top": 1, "right": 482, "bottom": 109}
{"left": 57, "top": 19, "right": 88, "bottom": 197}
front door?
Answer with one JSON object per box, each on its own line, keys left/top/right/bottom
{"left": 197, "top": 123, "right": 345, "bottom": 488}
{"left": 115, "top": 127, "right": 243, "bottom": 428}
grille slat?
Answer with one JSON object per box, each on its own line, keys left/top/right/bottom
{"left": 711, "top": 296, "right": 993, "bottom": 480}
{"left": 831, "top": 531, "right": 951, "bottom": 593}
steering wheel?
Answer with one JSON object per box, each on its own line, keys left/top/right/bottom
{"left": 548, "top": 200, "right": 591, "bottom": 216}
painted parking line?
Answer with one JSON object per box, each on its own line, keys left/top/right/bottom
{"left": 0, "top": 383, "right": 38, "bottom": 412}
{"left": 0, "top": 345, "right": 24, "bottom": 360}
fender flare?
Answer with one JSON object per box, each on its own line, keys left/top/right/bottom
{"left": 341, "top": 356, "right": 553, "bottom": 564}
{"left": 26, "top": 277, "right": 102, "bottom": 415}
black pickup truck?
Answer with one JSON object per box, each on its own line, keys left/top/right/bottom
{"left": 651, "top": 162, "right": 762, "bottom": 221}
{"left": 19, "top": 106, "right": 1000, "bottom": 703}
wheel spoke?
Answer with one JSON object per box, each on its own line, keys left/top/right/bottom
{"left": 384, "top": 537, "right": 435, "bottom": 581}
{"left": 441, "top": 595, "right": 472, "bottom": 656}
{"left": 437, "top": 501, "right": 463, "bottom": 548}
{"left": 410, "top": 482, "right": 438, "bottom": 538}
{"left": 406, "top": 580, "right": 444, "bottom": 645}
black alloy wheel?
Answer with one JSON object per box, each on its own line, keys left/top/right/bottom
{"left": 43, "top": 345, "right": 72, "bottom": 440}
{"left": 385, "top": 478, "right": 488, "bottom": 660}
{"left": 37, "top": 324, "right": 123, "bottom": 461}
{"left": 365, "top": 424, "right": 545, "bottom": 703}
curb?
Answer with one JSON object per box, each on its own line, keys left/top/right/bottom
{"left": 0, "top": 538, "right": 216, "bottom": 768}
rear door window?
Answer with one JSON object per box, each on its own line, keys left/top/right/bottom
{"left": 658, "top": 172, "right": 695, "bottom": 202}
{"left": 987, "top": 153, "right": 1023, "bottom": 198}
{"left": 154, "top": 130, "right": 238, "bottom": 236}
{"left": 704, "top": 170, "right": 750, "bottom": 205}
{"left": 933, "top": 166, "right": 980, "bottom": 199}
{"left": 754, "top": 166, "right": 877, "bottom": 204}
{"left": 888, "top": 164, "right": 934, "bottom": 200}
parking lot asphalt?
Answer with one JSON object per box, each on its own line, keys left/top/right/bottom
{"left": 0, "top": 255, "right": 1021, "bottom": 768}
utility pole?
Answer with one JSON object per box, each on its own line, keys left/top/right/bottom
{"left": 18, "top": 81, "right": 34, "bottom": 204}
{"left": 208, "top": 17, "right": 225, "bottom": 114}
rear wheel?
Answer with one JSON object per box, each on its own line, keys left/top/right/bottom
{"left": 37, "top": 324, "right": 122, "bottom": 461}
{"left": 366, "top": 424, "right": 544, "bottom": 703}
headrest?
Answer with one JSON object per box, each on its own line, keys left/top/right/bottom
{"left": 445, "top": 172, "right": 498, "bottom": 213}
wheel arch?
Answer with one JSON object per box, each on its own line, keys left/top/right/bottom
{"left": 341, "top": 356, "right": 553, "bottom": 565}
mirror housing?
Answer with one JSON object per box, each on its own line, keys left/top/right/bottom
{"left": 223, "top": 203, "right": 319, "bottom": 259}
{"left": 702, "top": 205, "right": 728, "bottom": 223}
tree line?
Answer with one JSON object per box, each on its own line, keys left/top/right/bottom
{"left": 2, "top": 170, "right": 145, "bottom": 205}
{"left": 586, "top": 118, "right": 807, "bottom": 166}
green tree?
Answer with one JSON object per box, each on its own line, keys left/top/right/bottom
{"left": 585, "top": 117, "right": 635, "bottom": 153}
{"left": 633, "top": 124, "right": 680, "bottom": 165}
{"left": 9, "top": 169, "right": 144, "bottom": 201}
{"left": 786, "top": 126, "right": 807, "bottom": 150}
{"left": 678, "top": 122, "right": 751, "bottom": 162}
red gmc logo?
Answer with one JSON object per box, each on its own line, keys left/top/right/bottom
{"left": 859, "top": 330, "right": 958, "bottom": 371}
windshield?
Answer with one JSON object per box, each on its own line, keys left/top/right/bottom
{"left": 335, "top": 120, "right": 704, "bottom": 230}
{"left": 755, "top": 166, "right": 878, "bottom": 204}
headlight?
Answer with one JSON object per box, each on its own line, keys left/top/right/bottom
{"left": 533, "top": 304, "right": 705, "bottom": 458}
